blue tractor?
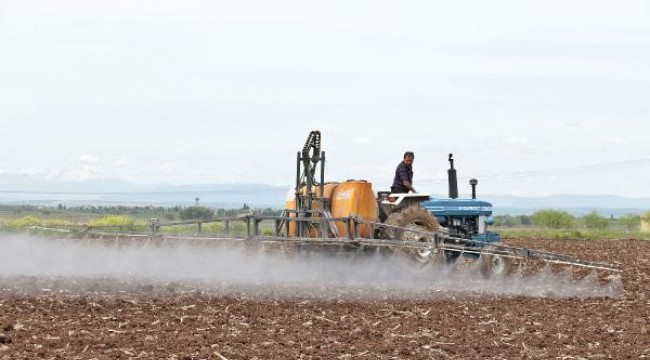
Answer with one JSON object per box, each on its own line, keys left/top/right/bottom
{"left": 378, "top": 153, "right": 507, "bottom": 275}
{"left": 420, "top": 154, "right": 500, "bottom": 264}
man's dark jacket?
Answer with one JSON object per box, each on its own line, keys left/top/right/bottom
{"left": 391, "top": 161, "right": 413, "bottom": 193}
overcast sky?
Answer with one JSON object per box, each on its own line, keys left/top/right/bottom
{"left": 1, "top": 0, "right": 649, "bottom": 197}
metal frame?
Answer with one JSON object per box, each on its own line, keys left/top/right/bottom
{"left": 31, "top": 213, "right": 621, "bottom": 273}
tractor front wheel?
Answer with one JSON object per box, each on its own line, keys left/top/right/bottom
{"left": 479, "top": 245, "right": 514, "bottom": 278}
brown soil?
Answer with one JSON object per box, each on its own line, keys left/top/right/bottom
{"left": 1, "top": 238, "right": 649, "bottom": 359}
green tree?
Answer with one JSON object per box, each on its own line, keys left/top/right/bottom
{"left": 583, "top": 211, "right": 609, "bottom": 230}
{"left": 179, "top": 206, "right": 214, "bottom": 221}
{"left": 618, "top": 213, "right": 640, "bottom": 231}
{"left": 531, "top": 209, "right": 575, "bottom": 229}
{"left": 495, "top": 215, "right": 516, "bottom": 226}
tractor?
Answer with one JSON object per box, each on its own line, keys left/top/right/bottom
{"left": 285, "top": 130, "right": 509, "bottom": 276}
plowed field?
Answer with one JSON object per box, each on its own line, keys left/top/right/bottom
{"left": 1, "top": 238, "right": 649, "bottom": 359}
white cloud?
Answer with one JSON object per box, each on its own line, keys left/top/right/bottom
{"left": 113, "top": 157, "right": 131, "bottom": 167}
{"left": 11, "top": 157, "right": 109, "bottom": 182}
{"left": 606, "top": 137, "right": 630, "bottom": 146}
{"left": 354, "top": 137, "right": 371, "bottom": 146}
{"left": 18, "top": 167, "right": 47, "bottom": 177}
{"left": 79, "top": 154, "right": 100, "bottom": 164}
{"left": 43, "top": 166, "right": 106, "bottom": 182}
{"left": 505, "top": 137, "right": 528, "bottom": 146}
{"left": 158, "top": 163, "right": 179, "bottom": 174}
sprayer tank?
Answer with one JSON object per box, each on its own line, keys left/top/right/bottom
{"left": 330, "top": 180, "right": 378, "bottom": 238}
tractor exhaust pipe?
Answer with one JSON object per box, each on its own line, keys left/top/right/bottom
{"left": 448, "top": 153, "right": 458, "bottom": 199}
{"left": 470, "top": 178, "right": 478, "bottom": 199}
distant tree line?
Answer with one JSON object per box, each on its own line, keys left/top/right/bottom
{"left": 0, "top": 203, "right": 283, "bottom": 222}
{"left": 0, "top": 204, "right": 643, "bottom": 231}
{"left": 493, "top": 215, "right": 532, "bottom": 227}
{"left": 495, "top": 210, "right": 641, "bottom": 230}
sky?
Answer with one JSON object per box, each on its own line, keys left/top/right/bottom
{"left": 0, "top": 0, "right": 649, "bottom": 197}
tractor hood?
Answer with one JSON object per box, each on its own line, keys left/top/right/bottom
{"left": 420, "top": 198, "right": 494, "bottom": 216}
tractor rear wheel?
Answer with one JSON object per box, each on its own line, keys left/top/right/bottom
{"left": 385, "top": 206, "right": 442, "bottom": 270}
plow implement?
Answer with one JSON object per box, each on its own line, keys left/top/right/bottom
{"left": 32, "top": 213, "right": 622, "bottom": 282}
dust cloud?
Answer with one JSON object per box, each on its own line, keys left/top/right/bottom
{"left": 0, "top": 235, "right": 621, "bottom": 300}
